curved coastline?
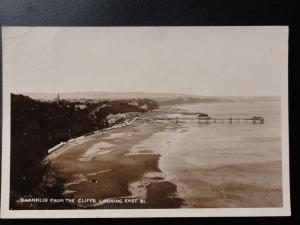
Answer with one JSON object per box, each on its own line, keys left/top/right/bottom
{"left": 43, "top": 111, "right": 184, "bottom": 209}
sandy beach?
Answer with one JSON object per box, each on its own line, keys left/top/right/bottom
{"left": 47, "top": 111, "right": 184, "bottom": 208}
{"left": 46, "top": 100, "right": 283, "bottom": 209}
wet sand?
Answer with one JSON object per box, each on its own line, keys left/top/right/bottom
{"left": 48, "top": 118, "right": 183, "bottom": 208}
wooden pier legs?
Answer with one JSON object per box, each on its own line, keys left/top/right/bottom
{"left": 197, "top": 117, "right": 264, "bottom": 124}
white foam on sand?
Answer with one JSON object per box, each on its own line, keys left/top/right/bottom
{"left": 63, "top": 189, "right": 77, "bottom": 195}
{"left": 86, "top": 169, "right": 113, "bottom": 176}
{"left": 102, "top": 132, "right": 128, "bottom": 140}
{"left": 65, "top": 174, "right": 89, "bottom": 187}
{"left": 79, "top": 142, "right": 115, "bottom": 161}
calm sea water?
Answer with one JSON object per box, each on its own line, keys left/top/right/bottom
{"left": 156, "top": 99, "right": 282, "bottom": 207}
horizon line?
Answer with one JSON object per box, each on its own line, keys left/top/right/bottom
{"left": 11, "top": 91, "right": 281, "bottom": 98}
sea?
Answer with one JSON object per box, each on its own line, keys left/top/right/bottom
{"left": 144, "top": 98, "right": 283, "bottom": 207}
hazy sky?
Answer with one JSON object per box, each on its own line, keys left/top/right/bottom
{"left": 3, "top": 26, "right": 288, "bottom": 96}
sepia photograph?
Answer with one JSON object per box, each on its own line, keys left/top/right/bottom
{"left": 1, "top": 26, "right": 290, "bottom": 218}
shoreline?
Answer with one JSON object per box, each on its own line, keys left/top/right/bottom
{"left": 43, "top": 116, "right": 139, "bottom": 164}
{"left": 42, "top": 114, "right": 184, "bottom": 209}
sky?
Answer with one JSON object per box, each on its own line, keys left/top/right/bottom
{"left": 2, "top": 26, "right": 288, "bottom": 96}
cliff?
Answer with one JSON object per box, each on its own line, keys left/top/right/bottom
{"left": 10, "top": 94, "right": 158, "bottom": 209}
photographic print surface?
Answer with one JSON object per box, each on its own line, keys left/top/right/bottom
{"left": 1, "top": 26, "right": 290, "bottom": 218}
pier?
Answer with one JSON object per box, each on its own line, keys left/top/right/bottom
{"left": 198, "top": 116, "right": 264, "bottom": 124}
{"left": 150, "top": 116, "right": 264, "bottom": 124}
